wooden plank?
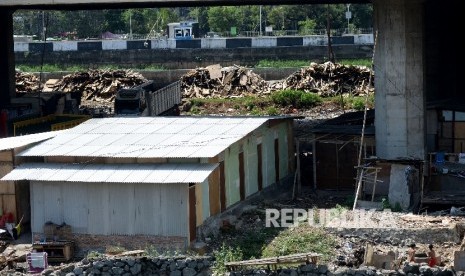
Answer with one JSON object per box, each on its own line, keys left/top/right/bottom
{"left": 287, "top": 122, "right": 295, "bottom": 172}
{"left": 0, "top": 180, "right": 15, "bottom": 194}
{"left": 15, "top": 180, "right": 31, "bottom": 225}
{"left": 1, "top": 194, "right": 17, "bottom": 222}
{"left": 208, "top": 166, "right": 220, "bottom": 216}
{"left": 219, "top": 162, "right": 226, "bottom": 212}
{"left": 257, "top": 144, "right": 263, "bottom": 191}
{"left": 195, "top": 183, "right": 203, "bottom": 227}
{"left": 136, "top": 157, "right": 167, "bottom": 164}
{"left": 455, "top": 122, "right": 465, "bottom": 138}
{"left": 104, "top": 157, "right": 137, "bottom": 164}
{"left": 188, "top": 185, "right": 196, "bottom": 242}
{"left": 0, "top": 162, "right": 13, "bottom": 179}
{"left": 45, "top": 156, "right": 76, "bottom": 163}
{"left": 0, "top": 151, "right": 13, "bottom": 162}
{"left": 274, "top": 138, "right": 280, "bottom": 183}
{"left": 239, "top": 152, "right": 245, "bottom": 201}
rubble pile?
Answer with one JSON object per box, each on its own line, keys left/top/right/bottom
{"left": 271, "top": 62, "right": 373, "bottom": 97}
{"left": 51, "top": 69, "right": 147, "bottom": 102}
{"left": 181, "top": 64, "right": 270, "bottom": 98}
{"left": 15, "top": 72, "right": 41, "bottom": 94}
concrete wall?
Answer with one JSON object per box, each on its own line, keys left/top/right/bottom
{"left": 373, "top": 0, "right": 425, "bottom": 160}
{"left": 15, "top": 44, "right": 374, "bottom": 70}
{"left": 14, "top": 35, "right": 374, "bottom": 53}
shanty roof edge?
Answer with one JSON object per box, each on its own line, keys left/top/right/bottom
{"left": 1, "top": 162, "right": 218, "bottom": 184}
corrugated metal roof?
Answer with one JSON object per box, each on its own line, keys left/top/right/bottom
{"left": 0, "top": 131, "right": 63, "bottom": 151}
{"left": 18, "top": 117, "right": 271, "bottom": 158}
{"left": 2, "top": 162, "right": 218, "bottom": 184}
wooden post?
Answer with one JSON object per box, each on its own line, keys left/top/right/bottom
{"left": 296, "top": 139, "right": 301, "bottom": 195}
{"left": 312, "top": 138, "right": 317, "bottom": 190}
{"left": 371, "top": 168, "right": 378, "bottom": 202}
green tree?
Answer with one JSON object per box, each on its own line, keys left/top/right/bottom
{"left": 298, "top": 18, "right": 316, "bottom": 35}
{"left": 351, "top": 4, "right": 373, "bottom": 29}
{"left": 268, "top": 6, "right": 287, "bottom": 30}
{"left": 207, "top": 6, "right": 240, "bottom": 33}
{"left": 189, "top": 7, "right": 209, "bottom": 36}
{"left": 122, "top": 9, "right": 148, "bottom": 35}
{"left": 102, "top": 9, "right": 126, "bottom": 33}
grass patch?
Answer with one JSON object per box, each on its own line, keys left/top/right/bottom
{"left": 271, "top": 89, "right": 322, "bottom": 108}
{"left": 105, "top": 244, "right": 127, "bottom": 255}
{"left": 16, "top": 63, "right": 166, "bottom": 72}
{"left": 211, "top": 209, "right": 337, "bottom": 274}
{"left": 184, "top": 96, "right": 274, "bottom": 115}
{"left": 338, "top": 59, "right": 372, "bottom": 68}
{"left": 255, "top": 58, "right": 371, "bottom": 68}
{"left": 262, "top": 225, "right": 336, "bottom": 262}
{"left": 212, "top": 244, "right": 244, "bottom": 275}
{"left": 255, "top": 59, "right": 312, "bottom": 68}
{"left": 86, "top": 250, "right": 105, "bottom": 260}
{"left": 328, "top": 94, "right": 374, "bottom": 111}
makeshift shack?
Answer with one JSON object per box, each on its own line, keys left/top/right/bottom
{"left": 1, "top": 116, "right": 295, "bottom": 251}
{"left": 423, "top": 101, "right": 465, "bottom": 205}
{"left": 0, "top": 131, "right": 61, "bottom": 231}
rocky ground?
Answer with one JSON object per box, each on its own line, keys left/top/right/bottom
{"left": 2, "top": 182, "right": 465, "bottom": 275}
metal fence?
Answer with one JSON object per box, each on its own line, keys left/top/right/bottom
{"left": 208, "top": 28, "right": 373, "bottom": 38}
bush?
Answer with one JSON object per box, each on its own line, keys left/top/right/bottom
{"left": 190, "top": 98, "right": 204, "bottom": 107}
{"left": 266, "top": 106, "right": 280, "bottom": 116}
{"left": 262, "top": 225, "right": 336, "bottom": 262}
{"left": 271, "top": 89, "right": 321, "bottom": 108}
{"left": 352, "top": 98, "right": 366, "bottom": 111}
{"left": 212, "top": 243, "right": 243, "bottom": 274}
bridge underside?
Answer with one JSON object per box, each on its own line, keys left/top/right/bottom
{"left": 1, "top": 0, "right": 369, "bottom": 9}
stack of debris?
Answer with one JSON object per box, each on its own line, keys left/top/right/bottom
{"left": 15, "top": 72, "right": 41, "bottom": 94}
{"left": 181, "top": 64, "right": 270, "bottom": 98}
{"left": 50, "top": 69, "right": 147, "bottom": 103}
{"left": 271, "top": 62, "right": 373, "bottom": 97}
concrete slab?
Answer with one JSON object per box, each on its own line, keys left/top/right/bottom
{"left": 454, "top": 251, "right": 465, "bottom": 271}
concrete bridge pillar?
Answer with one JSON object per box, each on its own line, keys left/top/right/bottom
{"left": 373, "top": 0, "right": 425, "bottom": 160}
{"left": 0, "top": 8, "right": 15, "bottom": 109}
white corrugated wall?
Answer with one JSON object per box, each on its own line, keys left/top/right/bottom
{"left": 31, "top": 181, "right": 189, "bottom": 237}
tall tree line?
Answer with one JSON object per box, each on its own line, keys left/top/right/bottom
{"left": 13, "top": 4, "right": 372, "bottom": 39}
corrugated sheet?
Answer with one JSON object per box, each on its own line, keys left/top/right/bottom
{"left": 2, "top": 162, "right": 218, "bottom": 184}
{"left": 18, "top": 117, "right": 270, "bottom": 158}
{"left": 31, "top": 181, "right": 188, "bottom": 237}
{"left": 0, "top": 131, "right": 62, "bottom": 151}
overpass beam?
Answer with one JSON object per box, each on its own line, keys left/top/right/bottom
{"left": 373, "top": 0, "right": 425, "bottom": 160}
{"left": 0, "top": 8, "right": 15, "bottom": 109}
